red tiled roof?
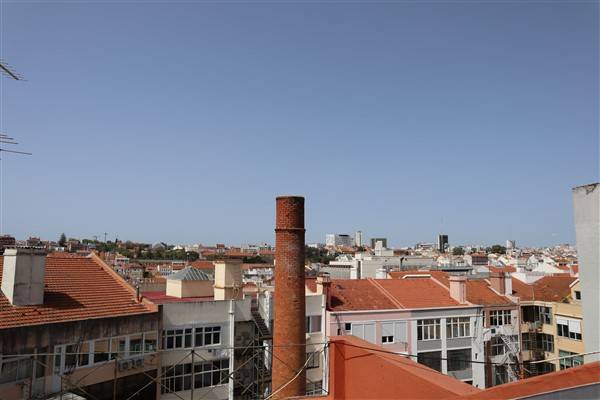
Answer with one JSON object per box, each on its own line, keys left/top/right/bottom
{"left": 189, "top": 260, "right": 215, "bottom": 270}
{"left": 511, "top": 275, "right": 576, "bottom": 302}
{"left": 329, "top": 278, "right": 462, "bottom": 311}
{"left": 489, "top": 265, "right": 516, "bottom": 273}
{"left": 301, "top": 335, "right": 480, "bottom": 399}
{"left": 390, "top": 271, "right": 514, "bottom": 306}
{"left": 452, "top": 361, "right": 600, "bottom": 399}
{"left": 0, "top": 253, "right": 157, "bottom": 330}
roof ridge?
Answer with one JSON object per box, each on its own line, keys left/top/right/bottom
{"left": 368, "top": 279, "right": 405, "bottom": 309}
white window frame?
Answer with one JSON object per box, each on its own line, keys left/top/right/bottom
{"left": 490, "top": 310, "right": 512, "bottom": 326}
{"left": 417, "top": 319, "right": 440, "bottom": 341}
{"left": 446, "top": 317, "right": 471, "bottom": 338}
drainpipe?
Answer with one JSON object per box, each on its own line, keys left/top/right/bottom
{"left": 321, "top": 293, "right": 329, "bottom": 396}
{"left": 228, "top": 299, "right": 235, "bottom": 400}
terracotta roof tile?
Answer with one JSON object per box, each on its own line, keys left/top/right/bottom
{"left": 489, "top": 265, "right": 516, "bottom": 273}
{"left": 452, "top": 361, "right": 600, "bottom": 399}
{"left": 189, "top": 260, "right": 215, "bottom": 270}
{"left": 329, "top": 278, "right": 461, "bottom": 311}
{"left": 0, "top": 254, "right": 156, "bottom": 329}
{"left": 390, "top": 271, "right": 514, "bottom": 306}
{"left": 511, "top": 275, "right": 576, "bottom": 302}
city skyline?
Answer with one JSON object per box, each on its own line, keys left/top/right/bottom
{"left": 1, "top": 2, "right": 598, "bottom": 247}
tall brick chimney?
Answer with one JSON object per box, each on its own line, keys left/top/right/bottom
{"left": 272, "top": 196, "right": 306, "bottom": 398}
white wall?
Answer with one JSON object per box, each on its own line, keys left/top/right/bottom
{"left": 573, "top": 183, "right": 600, "bottom": 362}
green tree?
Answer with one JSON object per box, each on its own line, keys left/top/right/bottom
{"left": 486, "top": 245, "right": 507, "bottom": 255}
{"left": 452, "top": 246, "right": 465, "bottom": 256}
{"left": 58, "top": 233, "right": 67, "bottom": 247}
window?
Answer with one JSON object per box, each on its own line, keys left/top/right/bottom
{"left": 540, "top": 307, "right": 552, "bottom": 325}
{"left": 306, "top": 316, "right": 322, "bottom": 334}
{"left": 447, "top": 349, "right": 471, "bottom": 372}
{"left": 381, "top": 322, "right": 394, "bottom": 344}
{"left": 447, "top": 317, "right": 470, "bottom": 338}
{"left": 350, "top": 323, "right": 376, "bottom": 343}
{"left": 110, "top": 337, "right": 127, "bottom": 360}
{"left": 557, "top": 318, "right": 582, "bottom": 340}
{"left": 494, "top": 365, "right": 508, "bottom": 385}
{"left": 195, "top": 326, "right": 222, "bottom": 347}
{"left": 574, "top": 291, "right": 581, "bottom": 300}
{"left": 306, "top": 380, "right": 323, "bottom": 396}
{"left": 64, "top": 344, "right": 78, "bottom": 370}
{"left": 344, "top": 323, "right": 352, "bottom": 332}
{"left": 535, "top": 362, "right": 556, "bottom": 375}
{"left": 540, "top": 334, "right": 554, "bottom": 353}
{"left": 490, "top": 310, "right": 512, "bottom": 326}
{"left": 78, "top": 342, "right": 90, "bottom": 367}
{"left": 0, "top": 356, "right": 32, "bottom": 384}
{"left": 417, "top": 351, "right": 441, "bottom": 372}
{"left": 522, "top": 333, "right": 534, "bottom": 351}
{"left": 306, "top": 352, "right": 320, "bottom": 369}
{"left": 417, "top": 319, "right": 440, "bottom": 341}
{"left": 94, "top": 339, "right": 110, "bottom": 363}
{"left": 144, "top": 331, "right": 158, "bottom": 353}
{"left": 559, "top": 350, "right": 583, "bottom": 370}
{"left": 164, "top": 328, "right": 195, "bottom": 349}
{"left": 491, "top": 337, "right": 505, "bottom": 356}
{"left": 161, "top": 359, "right": 229, "bottom": 394}
{"left": 130, "top": 334, "right": 143, "bottom": 356}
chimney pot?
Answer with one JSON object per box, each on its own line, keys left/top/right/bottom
{"left": 214, "top": 260, "right": 243, "bottom": 300}
{"left": 1, "top": 247, "right": 46, "bottom": 306}
{"left": 490, "top": 272, "right": 506, "bottom": 295}
{"left": 316, "top": 272, "right": 332, "bottom": 309}
{"left": 449, "top": 275, "right": 467, "bottom": 304}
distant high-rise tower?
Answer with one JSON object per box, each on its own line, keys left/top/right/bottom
{"left": 506, "top": 240, "right": 516, "bottom": 249}
{"left": 355, "top": 231, "right": 363, "bottom": 247}
{"left": 370, "top": 237, "right": 387, "bottom": 248}
{"left": 437, "top": 234, "right": 449, "bottom": 253}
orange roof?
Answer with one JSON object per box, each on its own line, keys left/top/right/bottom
{"left": 189, "top": 260, "right": 215, "bottom": 270}
{"left": 452, "top": 361, "right": 600, "bottom": 399}
{"left": 0, "top": 254, "right": 157, "bottom": 330}
{"left": 301, "top": 335, "right": 479, "bottom": 399}
{"left": 390, "top": 271, "right": 514, "bottom": 306}
{"left": 489, "top": 265, "right": 516, "bottom": 273}
{"left": 329, "top": 277, "right": 462, "bottom": 311}
{"left": 511, "top": 275, "right": 576, "bottom": 302}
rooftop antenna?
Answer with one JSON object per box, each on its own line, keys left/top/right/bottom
{"left": 0, "top": 60, "right": 25, "bottom": 81}
{"left": 0, "top": 60, "right": 28, "bottom": 236}
{"left": 0, "top": 133, "right": 32, "bottom": 157}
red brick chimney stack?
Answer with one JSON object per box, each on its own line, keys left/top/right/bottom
{"left": 272, "top": 196, "right": 306, "bottom": 398}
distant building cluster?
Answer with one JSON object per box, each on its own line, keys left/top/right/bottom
{"left": 0, "top": 183, "right": 598, "bottom": 399}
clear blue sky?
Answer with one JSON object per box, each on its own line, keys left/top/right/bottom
{"left": 1, "top": 1, "right": 598, "bottom": 247}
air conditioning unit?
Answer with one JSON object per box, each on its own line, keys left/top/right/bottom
{"left": 117, "top": 360, "right": 132, "bottom": 371}
{"left": 134, "top": 357, "right": 144, "bottom": 368}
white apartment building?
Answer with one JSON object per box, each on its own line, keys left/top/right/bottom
{"left": 325, "top": 234, "right": 354, "bottom": 248}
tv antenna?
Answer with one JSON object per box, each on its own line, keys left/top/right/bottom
{"left": 0, "top": 134, "right": 32, "bottom": 157}
{"left": 0, "top": 60, "right": 25, "bottom": 81}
